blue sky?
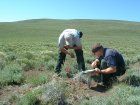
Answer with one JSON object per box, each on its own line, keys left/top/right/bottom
{"left": 0, "top": 0, "right": 140, "bottom": 22}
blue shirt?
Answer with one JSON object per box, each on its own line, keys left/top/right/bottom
{"left": 102, "top": 48, "right": 125, "bottom": 67}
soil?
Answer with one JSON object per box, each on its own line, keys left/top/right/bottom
{"left": 0, "top": 62, "right": 140, "bottom": 104}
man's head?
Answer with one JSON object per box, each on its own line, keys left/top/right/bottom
{"left": 79, "top": 31, "right": 83, "bottom": 38}
{"left": 92, "top": 43, "right": 104, "bottom": 58}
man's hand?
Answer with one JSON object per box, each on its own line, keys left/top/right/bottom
{"left": 92, "top": 68, "right": 101, "bottom": 74}
{"left": 91, "top": 59, "right": 99, "bottom": 68}
{"left": 64, "top": 45, "right": 82, "bottom": 50}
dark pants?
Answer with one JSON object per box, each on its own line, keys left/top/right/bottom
{"left": 55, "top": 49, "right": 85, "bottom": 74}
{"left": 99, "top": 59, "right": 117, "bottom": 87}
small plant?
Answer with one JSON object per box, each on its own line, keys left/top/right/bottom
{"left": 6, "top": 51, "right": 17, "bottom": 61}
{"left": 9, "top": 94, "right": 19, "bottom": 104}
{"left": 41, "top": 79, "right": 69, "bottom": 105}
{"left": 45, "top": 59, "right": 57, "bottom": 71}
{"left": 0, "top": 52, "right": 6, "bottom": 69}
{"left": 24, "top": 51, "right": 35, "bottom": 60}
{"left": 16, "top": 91, "right": 41, "bottom": 105}
{"left": 34, "top": 59, "right": 46, "bottom": 71}
{"left": 79, "top": 85, "right": 140, "bottom": 105}
{"left": 26, "top": 73, "right": 48, "bottom": 86}
{"left": 0, "top": 64, "right": 25, "bottom": 87}
{"left": 124, "top": 75, "right": 140, "bottom": 86}
{"left": 40, "top": 50, "right": 57, "bottom": 62}
{"left": 17, "top": 58, "right": 36, "bottom": 71}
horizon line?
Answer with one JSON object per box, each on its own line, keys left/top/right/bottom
{"left": 0, "top": 18, "right": 140, "bottom": 23}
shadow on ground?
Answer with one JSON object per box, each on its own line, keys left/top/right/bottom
{"left": 90, "top": 84, "right": 108, "bottom": 92}
{"left": 123, "top": 75, "right": 140, "bottom": 87}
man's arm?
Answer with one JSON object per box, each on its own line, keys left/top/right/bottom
{"left": 94, "top": 66, "right": 116, "bottom": 74}
{"left": 64, "top": 45, "right": 82, "bottom": 50}
{"left": 100, "top": 66, "right": 116, "bottom": 74}
{"left": 99, "top": 55, "right": 117, "bottom": 74}
{"left": 60, "top": 48, "right": 70, "bottom": 55}
{"left": 60, "top": 48, "right": 75, "bottom": 58}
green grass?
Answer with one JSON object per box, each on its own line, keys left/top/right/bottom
{"left": 79, "top": 84, "right": 140, "bottom": 105}
{"left": 0, "top": 63, "right": 25, "bottom": 87}
{"left": 25, "top": 73, "right": 48, "bottom": 86}
{"left": 16, "top": 91, "right": 41, "bottom": 105}
{"left": 0, "top": 19, "right": 140, "bottom": 105}
{"left": 0, "top": 19, "right": 140, "bottom": 61}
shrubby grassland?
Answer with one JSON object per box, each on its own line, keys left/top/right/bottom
{"left": 0, "top": 19, "right": 140, "bottom": 105}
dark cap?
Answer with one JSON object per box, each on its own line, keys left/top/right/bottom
{"left": 79, "top": 31, "right": 83, "bottom": 38}
{"left": 92, "top": 43, "right": 103, "bottom": 53}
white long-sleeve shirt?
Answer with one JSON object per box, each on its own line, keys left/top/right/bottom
{"left": 58, "top": 29, "right": 82, "bottom": 49}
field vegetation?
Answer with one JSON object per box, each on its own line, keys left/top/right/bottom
{"left": 0, "top": 19, "right": 140, "bottom": 105}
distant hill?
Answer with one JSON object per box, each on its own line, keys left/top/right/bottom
{"left": 0, "top": 19, "right": 140, "bottom": 43}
